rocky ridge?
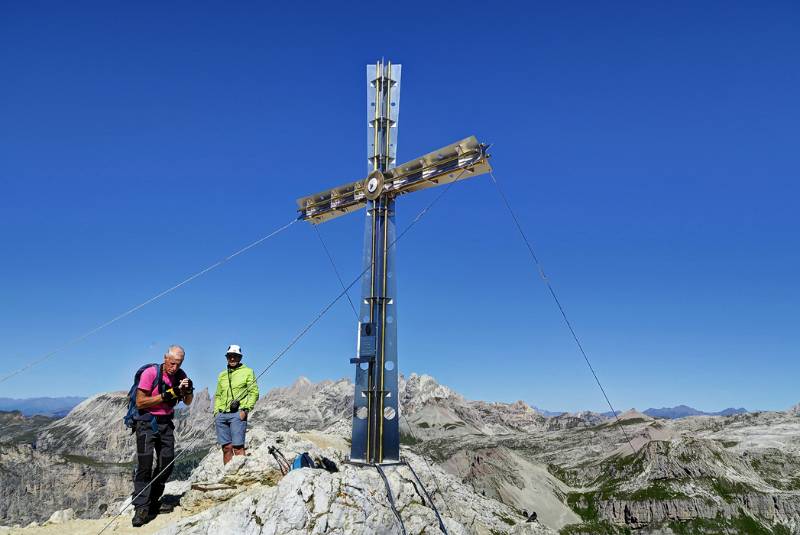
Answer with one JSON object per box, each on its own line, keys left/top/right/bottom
{"left": 3, "top": 375, "right": 800, "bottom": 534}
{"left": 0, "top": 389, "right": 214, "bottom": 526}
{"left": 0, "top": 411, "right": 56, "bottom": 445}
{"left": 36, "top": 388, "right": 214, "bottom": 463}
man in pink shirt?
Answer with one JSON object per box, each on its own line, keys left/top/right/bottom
{"left": 131, "top": 345, "right": 194, "bottom": 527}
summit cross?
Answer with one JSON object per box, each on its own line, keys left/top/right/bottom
{"left": 296, "top": 60, "right": 491, "bottom": 464}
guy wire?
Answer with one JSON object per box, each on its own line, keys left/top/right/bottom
{"left": 488, "top": 170, "right": 636, "bottom": 455}
{"left": 1, "top": 218, "right": 298, "bottom": 385}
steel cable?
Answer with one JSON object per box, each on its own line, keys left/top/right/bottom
{"left": 0, "top": 218, "right": 299, "bottom": 385}
{"left": 488, "top": 170, "right": 636, "bottom": 455}
{"left": 313, "top": 225, "right": 359, "bottom": 318}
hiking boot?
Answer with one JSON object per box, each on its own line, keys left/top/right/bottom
{"left": 149, "top": 499, "right": 176, "bottom": 517}
{"left": 161, "top": 502, "right": 177, "bottom": 513}
{"left": 132, "top": 507, "right": 149, "bottom": 527}
{"left": 156, "top": 499, "right": 177, "bottom": 514}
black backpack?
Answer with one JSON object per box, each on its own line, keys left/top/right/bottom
{"left": 316, "top": 456, "right": 339, "bottom": 473}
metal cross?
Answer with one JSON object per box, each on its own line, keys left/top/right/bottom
{"left": 296, "top": 60, "right": 491, "bottom": 464}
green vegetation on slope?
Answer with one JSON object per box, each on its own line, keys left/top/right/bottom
{"left": 560, "top": 520, "right": 631, "bottom": 534}
{"left": 668, "top": 511, "right": 791, "bottom": 535}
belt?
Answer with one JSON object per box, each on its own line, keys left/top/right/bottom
{"left": 137, "top": 413, "right": 173, "bottom": 422}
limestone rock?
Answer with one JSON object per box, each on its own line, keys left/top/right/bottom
{"left": 0, "top": 444, "right": 129, "bottom": 525}
{"left": 45, "top": 508, "right": 74, "bottom": 524}
{"left": 156, "top": 429, "right": 554, "bottom": 535}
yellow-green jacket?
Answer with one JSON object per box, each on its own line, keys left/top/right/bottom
{"left": 214, "top": 365, "right": 259, "bottom": 414}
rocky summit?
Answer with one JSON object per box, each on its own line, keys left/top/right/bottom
{"left": 2, "top": 374, "right": 800, "bottom": 534}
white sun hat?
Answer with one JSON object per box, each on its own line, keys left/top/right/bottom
{"left": 225, "top": 344, "right": 243, "bottom": 357}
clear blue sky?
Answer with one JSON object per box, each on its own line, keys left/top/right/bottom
{"left": 1, "top": 2, "right": 797, "bottom": 413}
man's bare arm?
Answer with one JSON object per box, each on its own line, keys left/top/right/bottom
{"left": 136, "top": 389, "right": 164, "bottom": 410}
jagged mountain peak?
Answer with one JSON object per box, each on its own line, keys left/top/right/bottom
{"left": 402, "top": 372, "right": 462, "bottom": 404}
{"left": 292, "top": 375, "right": 312, "bottom": 388}
{"left": 510, "top": 399, "right": 533, "bottom": 410}
{"left": 265, "top": 376, "right": 350, "bottom": 400}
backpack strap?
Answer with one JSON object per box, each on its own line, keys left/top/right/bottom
{"left": 151, "top": 364, "right": 163, "bottom": 396}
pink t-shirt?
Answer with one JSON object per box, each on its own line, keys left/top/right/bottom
{"left": 138, "top": 365, "right": 186, "bottom": 416}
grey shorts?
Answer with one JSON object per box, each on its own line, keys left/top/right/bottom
{"left": 215, "top": 412, "right": 247, "bottom": 446}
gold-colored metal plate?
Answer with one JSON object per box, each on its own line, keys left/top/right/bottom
{"left": 296, "top": 136, "right": 491, "bottom": 224}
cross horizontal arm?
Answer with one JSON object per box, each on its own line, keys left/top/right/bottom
{"left": 296, "top": 136, "right": 491, "bottom": 224}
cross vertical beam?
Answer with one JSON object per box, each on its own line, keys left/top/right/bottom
{"left": 295, "top": 61, "right": 491, "bottom": 464}
{"left": 350, "top": 60, "right": 401, "bottom": 464}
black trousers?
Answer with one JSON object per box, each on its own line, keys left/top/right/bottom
{"left": 132, "top": 418, "right": 175, "bottom": 509}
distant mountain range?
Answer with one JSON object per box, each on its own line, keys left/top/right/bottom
{"left": 644, "top": 405, "right": 748, "bottom": 419}
{"left": 0, "top": 396, "right": 750, "bottom": 420}
{"left": 531, "top": 406, "right": 568, "bottom": 417}
{"left": 598, "top": 405, "right": 749, "bottom": 419}
{"left": 0, "top": 397, "right": 86, "bottom": 417}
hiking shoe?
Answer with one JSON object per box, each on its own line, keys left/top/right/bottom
{"left": 132, "top": 507, "right": 149, "bottom": 527}
{"left": 159, "top": 501, "right": 177, "bottom": 514}
{"left": 151, "top": 499, "right": 176, "bottom": 515}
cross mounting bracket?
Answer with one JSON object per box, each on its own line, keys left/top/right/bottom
{"left": 365, "top": 170, "right": 385, "bottom": 200}
{"left": 296, "top": 136, "right": 491, "bottom": 224}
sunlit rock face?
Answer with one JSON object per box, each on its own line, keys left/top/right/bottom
{"left": 0, "top": 443, "right": 130, "bottom": 526}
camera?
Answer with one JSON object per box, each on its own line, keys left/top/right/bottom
{"left": 229, "top": 399, "right": 240, "bottom": 412}
{"left": 178, "top": 378, "right": 193, "bottom": 397}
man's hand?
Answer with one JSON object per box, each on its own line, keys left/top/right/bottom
{"left": 239, "top": 410, "right": 248, "bottom": 421}
{"left": 178, "top": 378, "right": 193, "bottom": 396}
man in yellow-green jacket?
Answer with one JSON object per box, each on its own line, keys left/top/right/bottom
{"left": 214, "top": 344, "right": 259, "bottom": 464}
